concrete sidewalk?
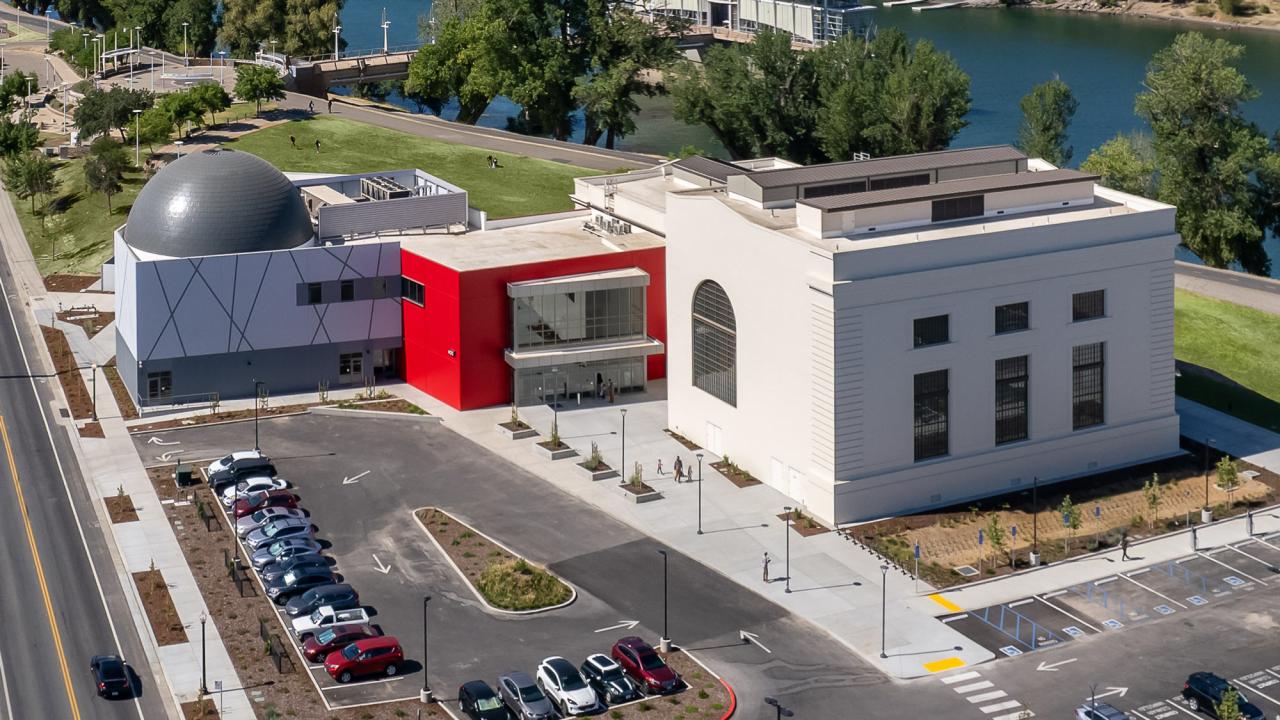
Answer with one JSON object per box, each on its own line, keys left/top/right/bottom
{"left": 1177, "top": 396, "right": 1280, "bottom": 473}
{"left": 386, "top": 381, "right": 993, "bottom": 679}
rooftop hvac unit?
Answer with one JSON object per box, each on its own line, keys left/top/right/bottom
{"left": 360, "top": 175, "right": 413, "bottom": 201}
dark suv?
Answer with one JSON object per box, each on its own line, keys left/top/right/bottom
{"left": 1183, "top": 672, "right": 1265, "bottom": 719}
{"left": 208, "top": 458, "right": 277, "bottom": 492}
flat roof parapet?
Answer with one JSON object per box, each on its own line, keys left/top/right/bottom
{"left": 800, "top": 168, "right": 1099, "bottom": 212}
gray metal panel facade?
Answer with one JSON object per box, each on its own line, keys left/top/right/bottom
{"left": 317, "top": 193, "right": 468, "bottom": 239}
{"left": 747, "top": 145, "right": 1027, "bottom": 189}
{"left": 801, "top": 169, "right": 1098, "bottom": 212}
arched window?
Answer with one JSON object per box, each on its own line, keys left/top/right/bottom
{"left": 691, "top": 280, "right": 736, "bottom": 406}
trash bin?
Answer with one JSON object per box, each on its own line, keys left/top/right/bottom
{"left": 175, "top": 464, "right": 194, "bottom": 486}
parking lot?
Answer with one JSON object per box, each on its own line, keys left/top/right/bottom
{"left": 939, "top": 532, "right": 1280, "bottom": 661}
{"left": 134, "top": 412, "right": 824, "bottom": 713}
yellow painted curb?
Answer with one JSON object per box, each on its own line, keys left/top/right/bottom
{"left": 928, "top": 593, "right": 962, "bottom": 612}
{"left": 923, "top": 657, "right": 966, "bottom": 673}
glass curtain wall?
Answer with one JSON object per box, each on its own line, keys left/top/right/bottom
{"left": 514, "top": 357, "right": 646, "bottom": 406}
{"left": 512, "top": 287, "right": 645, "bottom": 351}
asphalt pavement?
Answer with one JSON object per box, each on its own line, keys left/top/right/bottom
{"left": 0, "top": 264, "right": 171, "bottom": 719}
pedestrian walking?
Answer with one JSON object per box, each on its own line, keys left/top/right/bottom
{"left": 673, "top": 457, "right": 683, "bottom": 483}
{"left": 289, "top": 134, "right": 296, "bottom": 148}
{"left": 1121, "top": 533, "right": 1130, "bottom": 561}
{"left": 308, "top": 100, "right": 314, "bottom": 113}
{"left": 762, "top": 552, "right": 771, "bottom": 583}
{"left": 657, "top": 458, "right": 664, "bottom": 475}
{"left": 315, "top": 138, "right": 321, "bottom": 153}
{"left": 327, "top": 98, "right": 333, "bottom": 113}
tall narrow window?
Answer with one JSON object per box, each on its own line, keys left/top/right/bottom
{"left": 692, "top": 280, "right": 736, "bottom": 406}
{"left": 340, "top": 279, "right": 355, "bottom": 302}
{"left": 1072, "top": 290, "right": 1105, "bottom": 322}
{"left": 913, "top": 315, "right": 949, "bottom": 348}
{"left": 306, "top": 282, "right": 323, "bottom": 305}
{"left": 995, "top": 355, "right": 1029, "bottom": 444}
{"left": 913, "top": 370, "right": 949, "bottom": 461}
{"left": 995, "top": 302, "right": 1029, "bottom": 334}
{"left": 1072, "top": 342, "right": 1105, "bottom": 429}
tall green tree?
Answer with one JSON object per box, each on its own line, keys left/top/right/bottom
{"left": 132, "top": 106, "right": 174, "bottom": 155}
{"left": 189, "top": 82, "right": 232, "bottom": 127}
{"left": 1081, "top": 133, "right": 1156, "bottom": 197}
{"left": 498, "top": 0, "right": 588, "bottom": 140}
{"left": 219, "top": 0, "right": 285, "bottom": 57}
{"left": 4, "top": 152, "right": 60, "bottom": 216}
{"left": 73, "top": 87, "right": 155, "bottom": 142}
{"left": 284, "top": 0, "right": 345, "bottom": 58}
{"left": 0, "top": 118, "right": 40, "bottom": 158}
{"left": 103, "top": 0, "right": 167, "bottom": 49}
{"left": 404, "top": 8, "right": 508, "bottom": 124}
{"left": 576, "top": 3, "right": 679, "bottom": 148}
{"left": 0, "top": 72, "right": 38, "bottom": 116}
{"left": 1017, "top": 77, "right": 1078, "bottom": 166}
{"left": 157, "top": 89, "right": 206, "bottom": 136}
{"left": 53, "top": 0, "right": 111, "bottom": 28}
{"left": 160, "top": 0, "right": 219, "bottom": 57}
{"left": 84, "top": 137, "right": 130, "bottom": 214}
{"left": 233, "top": 64, "right": 286, "bottom": 114}
{"left": 1135, "top": 32, "right": 1279, "bottom": 275}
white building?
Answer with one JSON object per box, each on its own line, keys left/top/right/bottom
{"left": 645, "top": 0, "right": 873, "bottom": 44}
{"left": 581, "top": 146, "right": 1182, "bottom": 525}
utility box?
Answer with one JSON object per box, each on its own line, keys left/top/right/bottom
{"left": 176, "top": 464, "right": 195, "bottom": 486}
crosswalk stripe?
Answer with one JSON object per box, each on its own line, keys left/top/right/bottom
{"left": 992, "top": 712, "right": 1034, "bottom": 720}
{"left": 941, "top": 671, "right": 981, "bottom": 685}
{"left": 954, "top": 681, "right": 994, "bottom": 694}
{"left": 980, "top": 700, "right": 1023, "bottom": 714}
{"left": 968, "top": 691, "right": 1008, "bottom": 703}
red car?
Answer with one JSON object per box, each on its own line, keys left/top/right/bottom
{"left": 303, "top": 624, "right": 380, "bottom": 663}
{"left": 324, "top": 636, "right": 403, "bottom": 683}
{"left": 232, "top": 490, "right": 298, "bottom": 519}
{"left": 610, "top": 636, "right": 681, "bottom": 695}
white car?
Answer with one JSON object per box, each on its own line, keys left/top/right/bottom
{"left": 221, "top": 476, "right": 288, "bottom": 508}
{"left": 291, "top": 606, "right": 370, "bottom": 640}
{"left": 236, "top": 507, "right": 307, "bottom": 538}
{"left": 206, "top": 450, "right": 264, "bottom": 477}
{"left": 535, "top": 657, "right": 599, "bottom": 717}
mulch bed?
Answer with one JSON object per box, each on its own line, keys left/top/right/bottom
{"left": 55, "top": 309, "right": 114, "bottom": 338}
{"left": 778, "top": 511, "right": 830, "bottom": 537}
{"left": 500, "top": 419, "right": 532, "bottom": 432}
{"left": 43, "top": 273, "right": 100, "bottom": 293}
{"left": 105, "top": 493, "right": 139, "bottom": 523}
{"left": 39, "top": 325, "right": 94, "bottom": 420}
{"left": 664, "top": 429, "right": 701, "bottom": 451}
{"left": 579, "top": 459, "right": 613, "bottom": 472}
{"left": 79, "top": 421, "right": 104, "bottom": 438}
{"left": 537, "top": 439, "right": 570, "bottom": 451}
{"left": 602, "top": 650, "right": 731, "bottom": 720}
{"left": 622, "top": 480, "right": 658, "bottom": 496}
{"left": 102, "top": 360, "right": 140, "bottom": 420}
{"left": 129, "top": 403, "right": 316, "bottom": 433}
{"left": 132, "top": 569, "right": 187, "bottom": 646}
{"left": 336, "top": 398, "right": 427, "bottom": 415}
{"left": 711, "top": 460, "right": 760, "bottom": 488}
{"left": 180, "top": 698, "right": 219, "bottom": 719}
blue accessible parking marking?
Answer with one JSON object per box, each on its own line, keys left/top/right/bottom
{"left": 1224, "top": 576, "right": 1247, "bottom": 587}
{"left": 1187, "top": 595, "right": 1209, "bottom": 606}
{"left": 1153, "top": 604, "right": 1175, "bottom": 615}
{"left": 1102, "top": 619, "right": 1124, "bottom": 630}
{"left": 1063, "top": 626, "right": 1085, "bottom": 638}
{"left": 999, "top": 645, "right": 1023, "bottom": 656}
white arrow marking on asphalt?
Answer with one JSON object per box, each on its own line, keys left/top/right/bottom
{"left": 739, "top": 630, "right": 773, "bottom": 654}
{"left": 146, "top": 436, "right": 180, "bottom": 446}
{"left": 372, "top": 554, "right": 392, "bottom": 574}
{"left": 343, "top": 470, "right": 371, "bottom": 485}
{"left": 1036, "top": 658, "right": 1078, "bottom": 672}
{"left": 593, "top": 620, "right": 640, "bottom": 633}
{"left": 1091, "top": 687, "right": 1129, "bottom": 700}
{"left": 156, "top": 451, "right": 179, "bottom": 462}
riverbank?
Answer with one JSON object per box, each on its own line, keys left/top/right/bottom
{"left": 964, "top": 0, "right": 1280, "bottom": 35}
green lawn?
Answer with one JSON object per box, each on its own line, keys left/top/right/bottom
{"left": 9, "top": 156, "right": 144, "bottom": 276}
{"left": 1174, "top": 288, "right": 1280, "bottom": 432}
{"left": 223, "top": 115, "right": 597, "bottom": 219}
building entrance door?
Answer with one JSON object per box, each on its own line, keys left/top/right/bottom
{"left": 705, "top": 422, "right": 723, "bottom": 456}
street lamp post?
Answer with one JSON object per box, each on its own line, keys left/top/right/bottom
{"left": 1203, "top": 437, "right": 1216, "bottom": 522}
{"left": 182, "top": 21, "right": 189, "bottom": 63}
{"left": 218, "top": 50, "right": 227, "bottom": 85}
{"left": 879, "top": 564, "right": 889, "bottom": 658}
{"left": 620, "top": 408, "right": 627, "bottom": 482}
{"left": 764, "top": 697, "right": 794, "bottom": 719}
{"left": 89, "top": 363, "right": 98, "bottom": 420}
{"left": 381, "top": 8, "right": 391, "bottom": 54}
{"left": 420, "top": 595, "right": 432, "bottom": 702}
{"left": 199, "top": 611, "right": 208, "bottom": 695}
{"left": 60, "top": 83, "right": 66, "bottom": 131}
{"left": 1030, "top": 475, "right": 1040, "bottom": 566}
{"left": 132, "top": 108, "right": 142, "bottom": 167}
{"left": 657, "top": 549, "right": 669, "bottom": 652}
{"left": 782, "top": 506, "right": 792, "bottom": 593}
{"left": 333, "top": 24, "right": 342, "bottom": 60}
{"left": 696, "top": 453, "right": 704, "bottom": 535}
{"left": 252, "top": 380, "right": 264, "bottom": 451}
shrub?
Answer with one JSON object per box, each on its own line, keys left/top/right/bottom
{"left": 1218, "top": 0, "right": 1243, "bottom": 13}
{"left": 475, "top": 558, "right": 571, "bottom": 610}
{"left": 1193, "top": 3, "right": 1215, "bottom": 14}
{"left": 584, "top": 441, "right": 604, "bottom": 471}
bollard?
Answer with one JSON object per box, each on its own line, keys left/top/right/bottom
{"left": 1247, "top": 509, "right": 1254, "bottom": 537}
{"left": 1190, "top": 525, "right": 1197, "bottom": 551}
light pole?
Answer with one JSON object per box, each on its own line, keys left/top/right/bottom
{"left": 252, "top": 380, "right": 264, "bottom": 451}
{"left": 765, "top": 697, "right": 794, "bottom": 719}
{"left": 620, "top": 408, "right": 627, "bottom": 482}
{"left": 657, "top": 549, "right": 669, "bottom": 652}
{"left": 182, "top": 21, "right": 189, "bottom": 63}
{"left": 199, "top": 611, "right": 208, "bottom": 695}
{"left": 218, "top": 50, "right": 227, "bottom": 85}
{"left": 132, "top": 108, "right": 142, "bottom": 167}
{"left": 333, "top": 23, "right": 342, "bottom": 60}
{"left": 381, "top": 7, "right": 391, "bottom": 54}
{"left": 420, "top": 595, "right": 432, "bottom": 702}
{"left": 60, "top": 83, "right": 66, "bottom": 131}
{"left": 879, "top": 564, "right": 889, "bottom": 659}
{"left": 82, "top": 31, "right": 88, "bottom": 50}
{"left": 782, "top": 505, "right": 792, "bottom": 593}
{"left": 1030, "top": 475, "right": 1039, "bottom": 566}
{"left": 1203, "top": 437, "right": 1215, "bottom": 511}
{"left": 696, "top": 453, "right": 704, "bottom": 535}
{"left": 90, "top": 363, "right": 98, "bottom": 420}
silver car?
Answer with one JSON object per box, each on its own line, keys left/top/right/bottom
{"left": 251, "top": 538, "right": 323, "bottom": 570}
{"left": 236, "top": 507, "right": 307, "bottom": 538}
{"left": 244, "top": 517, "right": 313, "bottom": 550}
{"left": 498, "top": 671, "right": 556, "bottom": 720}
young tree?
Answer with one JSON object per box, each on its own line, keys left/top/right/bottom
{"left": 133, "top": 107, "right": 175, "bottom": 155}
{"left": 157, "top": 90, "right": 205, "bottom": 137}
{"left": 234, "top": 65, "right": 286, "bottom": 115}
{"left": 0, "top": 71, "right": 38, "bottom": 115}
{"left": 1058, "top": 495, "right": 1082, "bottom": 553}
{"left": 985, "top": 514, "right": 1009, "bottom": 568}
{"left": 0, "top": 118, "right": 40, "bottom": 158}
{"left": 1216, "top": 456, "right": 1240, "bottom": 508}
{"left": 189, "top": 82, "right": 232, "bottom": 127}
{"left": 1142, "top": 473, "right": 1164, "bottom": 530}
{"left": 5, "top": 152, "right": 60, "bottom": 218}
{"left": 1216, "top": 686, "right": 1243, "bottom": 720}
{"left": 1135, "top": 32, "right": 1279, "bottom": 276}
{"left": 1081, "top": 133, "right": 1156, "bottom": 197}
{"left": 84, "top": 137, "right": 131, "bottom": 214}
{"left": 1017, "top": 77, "right": 1078, "bottom": 166}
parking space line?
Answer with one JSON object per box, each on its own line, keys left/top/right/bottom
{"left": 1119, "top": 572, "right": 1189, "bottom": 609}
{"left": 1253, "top": 536, "right": 1280, "bottom": 553}
{"left": 1095, "top": 576, "right": 1118, "bottom": 585}
{"left": 967, "top": 690, "right": 1008, "bottom": 703}
{"left": 979, "top": 699, "right": 1022, "bottom": 714}
{"left": 992, "top": 712, "right": 1033, "bottom": 720}
{"left": 1236, "top": 677, "right": 1280, "bottom": 709}
{"left": 1008, "top": 598, "right": 1034, "bottom": 608}
{"left": 1165, "top": 696, "right": 1203, "bottom": 718}
{"left": 941, "top": 671, "right": 981, "bottom": 685}
{"left": 954, "top": 681, "right": 995, "bottom": 693}
{"left": 1228, "top": 544, "right": 1280, "bottom": 573}
{"left": 1033, "top": 594, "right": 1102, "bottom": 633}
{"left": 318, "top": 676, "right": 408, "bottom": 692}
{"left": 1128, "top": 709, "right": 1153, "bottom": 720}
{"left": 1198, "top": 551, "right": 1264, "bottom": 584}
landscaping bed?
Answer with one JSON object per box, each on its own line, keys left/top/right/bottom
{"left": 55, "top": 309, "right": 114, "bottom": 338}
{"left": 778, "top": 509, "right": 830, "bottom": 537}
{"left": 664, "top": 429, "right": 701, "bottom": 451}
{"left": 711, "top": 458, "right": 760, "bottom": 488}
{"left": 180, "top": 698, "right": 219, "bottom": 719}
{"left": 79, "top": 421, "right": 104, "bottom": 438}
{"left": 854, "top": 443, "right": 1277, "bottom": 587}
{"left": 105, "top": 492, "right": 138, "bottom": 523}
{"left": 606, "top": 650, "right": 731, "bottom": 720}
{"left": 43, "top": 274, "right": 99, "bottom": 293}
{"left": 103, "top": 359, "right": 140, "bottom": 420}
{"left": 129, "top": 402, "right": 316, "bottom": 433}
{"left": 415, "top": 507, "right": 572, "bottom": 612}
{"left": 334, "top": 398, "right": 428, "bottom": 415}
{"left": 132, "top": 569, "right": 187, "bottom": 646}
{"left": 39, "top": 325, "right": 94, "bottom": 419}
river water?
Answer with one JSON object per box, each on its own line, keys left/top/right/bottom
{"left": 340, "top": 1, "right": 1280, "bottom": 271}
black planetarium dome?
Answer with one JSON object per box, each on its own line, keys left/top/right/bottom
{"left": 123, "top": 148, "right": 314, "bottom": 258}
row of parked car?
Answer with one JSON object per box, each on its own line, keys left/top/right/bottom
{"left": 208, "top": 450, "right": 406, "bottom": 684}
{"left": 456, "top": 636, "right": 685, "bottom": 719}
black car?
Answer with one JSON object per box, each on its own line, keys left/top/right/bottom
{"left": 266, "top": 567, "right": 336, "bottom": 604}
{"left": 580, "top": 653, "right": 642, "bottom": 704}
{"left": 259, "top": 554, "right": 329, "bottom": 583}
{"left": 1183, "top": 672, "right": 1265, "bottom": 720}
{"left": 90, "top": 655, "right": 130, "bottom": 698}
{"left": 208, "top": 458, "right": 277, "bottom": 492}
{"left": 284, "top": 584, "right": 361, "bottom": 618}
{"left": 458, "top": 680, "right": 509, "bottom": 720}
